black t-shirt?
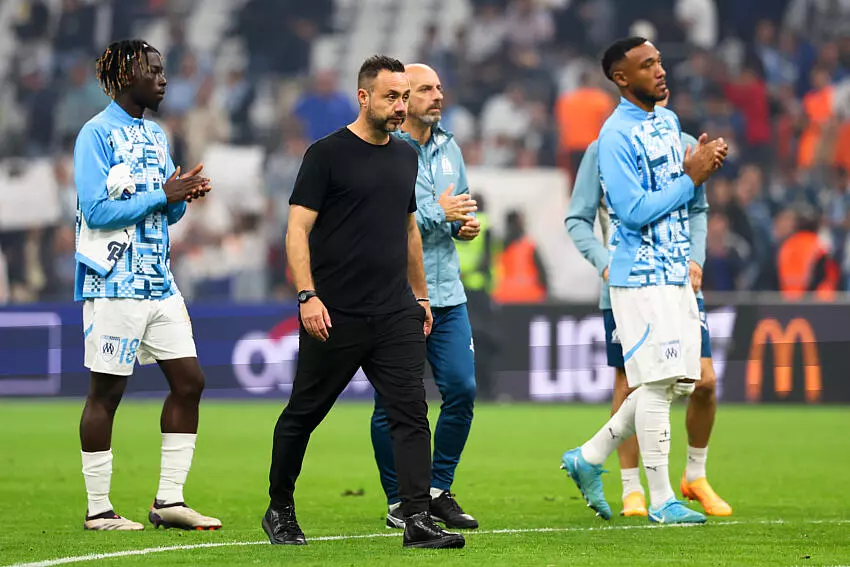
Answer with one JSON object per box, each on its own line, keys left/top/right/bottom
{"left": 289, "top": 127, "right": 419, "bottom": 316}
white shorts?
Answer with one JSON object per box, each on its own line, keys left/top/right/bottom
{"left": 609, "top": 285, "right": 701, "bottom": 388}
{"left": 83, "top": 293, "right": 197, "bottom": 377}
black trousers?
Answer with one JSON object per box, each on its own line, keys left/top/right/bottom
{"left": 269, "top": 305, "right": 432, "bottom": 516}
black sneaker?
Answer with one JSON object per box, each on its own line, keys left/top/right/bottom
{"left": 402, "top": 511, "right": 465, "bottom": 549}
{"left": 386, "top": 505, "right": 405, "bottom": 529}
{"left": 262, "top": 504, "right": 307, "bottom": 545}
{"left": 430, "top": 492, "right": 479, "bottom": 529}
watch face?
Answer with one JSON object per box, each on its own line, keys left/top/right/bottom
{"left": 298, "top": 291, "right": 313, "bottom": 303}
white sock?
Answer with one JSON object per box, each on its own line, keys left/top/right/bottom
{"left": 686, "top": 446, "right": 708, "bottom": 482}
{"left": 635, "top": 383, "right": 675, "bottom": 508}
{"left": 580, "top": 390, "right": 638, "bottom": 465}
{"left": 621, "top": 468, "right": 644, "bottom": 499}
{"left": 388, "top": 501, "right": 402, "bottom": 513}
{"left": 156, "top": 433, "right": 196, "bottom": 505}
{"left": 82, "top": 449, "right": 114, "bottom": 517}
{"left": 430, "top": 487, "right": 445, "bottom": 499}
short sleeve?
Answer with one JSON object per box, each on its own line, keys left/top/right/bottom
{"left": 408, "top": 188, "right": 417, "bottom": 213}
{"left": 289, "top": 142, "right": 330, "bottom": 212}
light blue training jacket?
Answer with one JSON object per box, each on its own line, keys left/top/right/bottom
{"left": 596, "top": 98, "right": 700, "bottom": 288}
{"left": 395, "top": 124, "right": 469, "bottom": 308}
{"left": 74, "top": 101, "right": 185, "bottom": 301}
{"left": 566, "top": 131, "right": 708, "bottom": 310}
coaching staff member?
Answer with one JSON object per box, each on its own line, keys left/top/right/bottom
{"left": 262, "top": 55, "right": 465, "bottom": 550}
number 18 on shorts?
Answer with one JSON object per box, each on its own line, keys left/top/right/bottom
{"left": 83, "top": 294, "right": 197, "bottom": 376}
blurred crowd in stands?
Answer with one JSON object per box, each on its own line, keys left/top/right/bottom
{"left": 0, "top": 0, "right": 848, "bottom": 303}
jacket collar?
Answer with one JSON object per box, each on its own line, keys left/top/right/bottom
{"left": 397, "top": 122, "right": 454, "bottom": 149}
{"left": 105, "top": 101, "right": 144, "bottom": 125}
{"left": 618, "top": 97, "right": 658, "bottom": 121}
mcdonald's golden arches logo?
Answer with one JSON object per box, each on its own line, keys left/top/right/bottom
{"left": 746, "top": 318, "right": 822, "bottom": 403}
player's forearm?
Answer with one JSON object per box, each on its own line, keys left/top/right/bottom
{"left": 81, "top": 189, "right": 168, "bottom": 230}
{"left": 613, "top": 175, "right": 695, "bottom": 230}
{"left": 688, "top": 184, "right": 709, "bottom": 217}
{"left": 285, "top": 226, "right": 315, "bottom": 292}
{"left": 689, "top": 213, "right": 707, "bottom": 268}
{"left": 407, "top": 220, "right": 429, "bottom": 299}
{"left": 688, "top": 187, "right": 708, "bottom": 268}
{"left": 166, "top": 201, "right": 187, "bottom": 225}
{"left": 566, "top": 217, "right": 609, "bottom": 275}
{"left": 567, "top": 145, "right": 609, "bottom": 275}
{"left": 600, "top": 132, "right": 692, "bottom": 230}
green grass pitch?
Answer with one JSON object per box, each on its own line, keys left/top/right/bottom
{"left": 1, "top": 401, "right": 848, "bottom": 566}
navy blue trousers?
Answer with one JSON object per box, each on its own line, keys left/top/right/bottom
{"left": 371, "top": 303, "right": 476, "bottom": 503}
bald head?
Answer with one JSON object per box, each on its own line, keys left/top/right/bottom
{"left": 404, "top": 63, "right": 444, "bottom": 126}
{"left": 405, "top": 63, "right": 437, "bottom": 82}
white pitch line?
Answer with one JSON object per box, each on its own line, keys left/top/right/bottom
{"left": 5, "top": 519, "right": 849, "bottom": 567}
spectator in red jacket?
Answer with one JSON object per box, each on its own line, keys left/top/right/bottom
{"left": 724, "top": 65, "right": 772, "bottom": 166}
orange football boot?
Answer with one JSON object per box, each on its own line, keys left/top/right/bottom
{"left": 621, "top": 491, "right": 648, "bottom": 517}
{"left": 680, "top": 475, "right": 732, "bottom": 516}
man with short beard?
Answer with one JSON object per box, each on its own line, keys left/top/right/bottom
{"left": 566, "top": 91, "right": 732, "bottom": 519}
{"left": 263, "top": 55, "right": 464, "bottom": 550}
{"left": 560, "top": 37, "right": 728, "bottom": 525}
{"left": 370, "top": 64, "right": 480, "bottom": 531}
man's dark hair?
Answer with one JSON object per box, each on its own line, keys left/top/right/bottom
{"left": 796, "top": 204, "right": 821, "bottom": 233}
{"left": 357, "top": 55, "right": 405, "bottom": 90}
{"left": 95, "top": 39, "right": 160, "bottom": 99}
{"left": 601, "top": 36, "right": 648, "bottom": 81}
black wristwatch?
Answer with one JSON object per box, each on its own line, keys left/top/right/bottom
{"left": 297, "top": 290, "right": 317, "bottom": 304}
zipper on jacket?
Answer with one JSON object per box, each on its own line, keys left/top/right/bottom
{"left": 428, "top": 143, "right": 441, "bottom": 304}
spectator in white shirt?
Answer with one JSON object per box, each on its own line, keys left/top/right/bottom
{"left": 466, "top": 3, "right": 508, "bottom": 63}
{"left": 480, "top": 83, "right": 532, "bottom": 166}
{"left": 505, "top": 0, "right": 555, "bottom": 51}
{"left": 675, "top": 0, "right": 719, "bottom": 50}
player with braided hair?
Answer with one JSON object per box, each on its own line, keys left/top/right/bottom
{"left": 95, "top": 40, "right": 158, "bottom": 99}
{"left": 75, "top": 40, "right": 218, "bottom": 531}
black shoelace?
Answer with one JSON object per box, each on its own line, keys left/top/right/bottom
{"left": 274, "top": 509, "right": 302, "bottom": 534}
{"left": 438, "top": 493, "right": 464, "bottom": 516}
{"left": 422, "top": 514, "right": 443, "bottom": 530}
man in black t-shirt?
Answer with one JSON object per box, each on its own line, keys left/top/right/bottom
{"left": 262, "top": 55, "right": 465, "bottom": 550}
